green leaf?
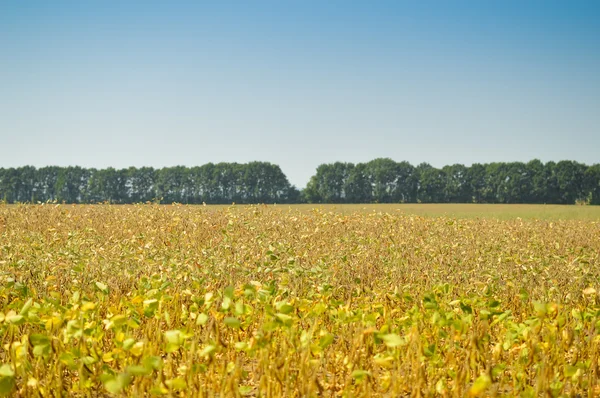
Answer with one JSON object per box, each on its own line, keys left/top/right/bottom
{"left": 319, "top": 333, "right": 335, "bottom": 349}
{"left": 122, "top": 338, "right": 136, "bottom": 350}
{"left": 312, "top": 303, "right": 327, "bottom": 315}
{"left": 104, "top": 379, "right": 122, "bottom": 394}
{"left": 492, "top": 364, "right": 506, "bottom": 378}
{"left": 235, "top": 301, "right": 245, "bottom": 315}
{"left": 0, "top": 365, "right": 14, "bottom": 378}
{"left": 491, "top": 310, "right": 511, "bottom": 326}
{"left": 143, "top": 356, "right": 163, "bottom": 370}
{"left": 199, "top": 344, "right": 217, "bottom": 357}
{"left": 221, "top": 296, "right": 232, "bottom": 311}
{"left": 108, "top": 314, "right": 127, "bottom": 329}
{"left": 126, "top": 365, "right": 152, "bottom": 376}
{"left": 380, "top": 333, "right": 406, "bottom": 348}
{"left": 143, "top": 299, "right": 159, "bottom": 316}
{"left": 460, "top": 303, "right": 473, "bottom": 314}
{"left": 29, "top": 334, "right": 50, "bottom": 346}
{"left": 95, "top": 281, "right": 109, "bottom": 294}
{"left": 165, "top": 378, "right": 187, "bottom": 390}
{"left": 165, "top": 330, "right": 183, "bottom": 353}
{"left": 224, "top": 317, "right": 241, "bottom": 329}
{"left": 196, "top": 313, "right": 209, "bottom": 326}
{"left": 6, "top": 314, "right": 24, "bottom": 325}
{"left": 275, "top": 313, "right": 293, "bottom": 324}
{"left": 423, "top": 343, "right": 436, "bottom": 357}
{"left": 351, "top": 370, "right": 370, "bottom": 380}
{"left": 82, "top": 356, "right": 97, "bottom": 365}
{"left": 564, "top": 365, "right": 578, "bottom": 377}
{"left": 59, "top": 352, "right": 76, "bottom": 369}
{"left": 224, "top": 286, "right": 235, "bottom": 299}
{"left": 19, "top": 298, "right": 33, "bottom": 316}
{"left": 33, "top": 344, "right": 50, "bottom": 357}
{"left": 164, "top": 330, "right": 181, "bottom": 345}
{"left": 104, "top": 374, "right": 132, "bottom": 394}
{"left": 276, "top": 302, "right": 294, "bottom": 314}
{"left": 0, "top": 367, "right": 15, "bottom": 395}
{"left": 533, "top": 301, "right": 547, "bottom": 317}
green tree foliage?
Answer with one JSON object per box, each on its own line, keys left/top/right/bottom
{"left": 302, "top": 162, "right": 354, "bottom": 203}
{"left": 0, "top": 163, "right": 298, "bottom": 204}
{"left": 553, "top": 160, "right": 588, "bottom": 204}
{"left": 345, "top": 163, "right": 372, "bottom": 203}
{"left": 306, "top": 159, "right": 600, "bottom": 205}
{"left": 128, "top": 167, "right": 156, "bottom": 203}
{"left": 526, "top": 159, "right": 547, "bottom": 203}
{"left": 442, "top": 164, "right": 471, "bottom": 203}
{"left": 585, "top": 165, "right": 600, "bottom": 205}
{"left": 416, "top": 163, "right": 446, "bottom": 203}
{"left": 88, "top": 167, "right": 128, "bottom": 203}
{"left": 0, "top": 160, "right": 598, "bottom": 205}
{"left": 366, "top": 158, "right": 417, "bottom": 203}
{"left": 56, "top": 166, "right": 90, "bottom": 203}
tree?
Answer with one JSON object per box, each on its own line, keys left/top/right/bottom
{"left": 416, "top": 163, "right": 446, "bottom": 203}
{"left": 128, "top": 167, "right": 156, "bottom": 203}
{"left": 442, "top": 164, "right": 471, "bottom": 203}
{"left": 0, "top": 168, "right": 18, "bottom": 203}
{"left": 156, "top": 166, "right": 190, "bottom": 204}
{"left": 585, "top": 164, "right": 600, "bottom": 205}
{"left": 37, "top": 166, "right": 61, "bottom": 202}
{"left": 396, "top": 161, "right": 418, "bottom": 203}
{"left": 543, "top": 161, "right": 561, "bottom": 204}
{"left": 0, "top": 160, "right": 597, "bottom": 205}
{"left": 467, "top": 163, "right": 487, "bottom": 203}
{"left": 345, "top": 163, "right": 372, "bottom": 203}
{"left": 365, "top": 158, "right": 398, "bottom": 203}
{"left": 56, "top": 166, "right": 90, "bottom": 203}
{"left": 494, "top": 162, "right": 531, "bottom": 204}
{"left": 305, "top": 162, "right": 353, "bottom": 203}
{"left": 88, "top": 168, "right": 128, "bottom": 203}
{"left": 553, "top": 160, "right": 587, "bottom": 204}
{"left": 525, "top": 159, "right": 546, "bottom": 203}
{"left": 302, "top": 176, "right": 322, "bottom": 203}
{"left": 364, "top": 159, "right": 417, "bottom": 203}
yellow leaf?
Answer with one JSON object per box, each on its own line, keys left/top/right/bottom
{"left": 81, "top": 302, "right": 96, "bottom": 312}
{"left": 468, "top": 374, "right": 491, "bottom": 396}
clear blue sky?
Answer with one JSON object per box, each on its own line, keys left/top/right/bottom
{"left": 1, "top": 1, "right": 599, "bottom": 187}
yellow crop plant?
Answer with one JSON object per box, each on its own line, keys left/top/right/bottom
{"left": 0, "top": 204, "right": 599, "bottom": 396}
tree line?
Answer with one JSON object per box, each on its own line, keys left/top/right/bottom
{"left": 1, "top": 159, "right": 599, "bottom": 205}
{"left": 304, "top": 159, "right": 600, "bottom": 205}
{"left": 0, "top": 163, "right": 300, "bottom": 204}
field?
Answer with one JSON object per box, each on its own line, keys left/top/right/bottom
{"left": 1, "top": 204, "right": 600, "bottom": 396}
{"left": 276, "top": 204, "right": 600, "bottom": 220}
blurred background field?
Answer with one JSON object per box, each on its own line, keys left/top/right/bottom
{"left": 195, "top": 203, "right": 600, "bottom": 221}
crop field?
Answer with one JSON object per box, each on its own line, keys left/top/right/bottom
{"left": 278, "top": 204, "right": 600, "bottom": 221}
{"left": 1, "top": 204, "right": 600, "bottom": 396}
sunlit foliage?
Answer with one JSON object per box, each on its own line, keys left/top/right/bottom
{"left": 1, "top": 204, "right": 599, "bottom": 396}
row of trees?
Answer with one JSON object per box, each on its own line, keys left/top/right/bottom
{"left": 0, "top": 163, "right": 300, "bottom": 204}
{"left": 1, "top": 159, "right": 599, "bottom": 205}
{"left": 304, "top": 159, "right": 600, "bottom": 204}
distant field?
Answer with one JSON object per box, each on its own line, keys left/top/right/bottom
{"left": 222, "top": 203, "right": 600, "bottom": 221}
{"left": 4, "top": 203, "right": 600, "bottom": 220}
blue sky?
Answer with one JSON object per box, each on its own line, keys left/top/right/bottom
{"left": 1, "top": 1, "right": 599, "bottom": 187}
